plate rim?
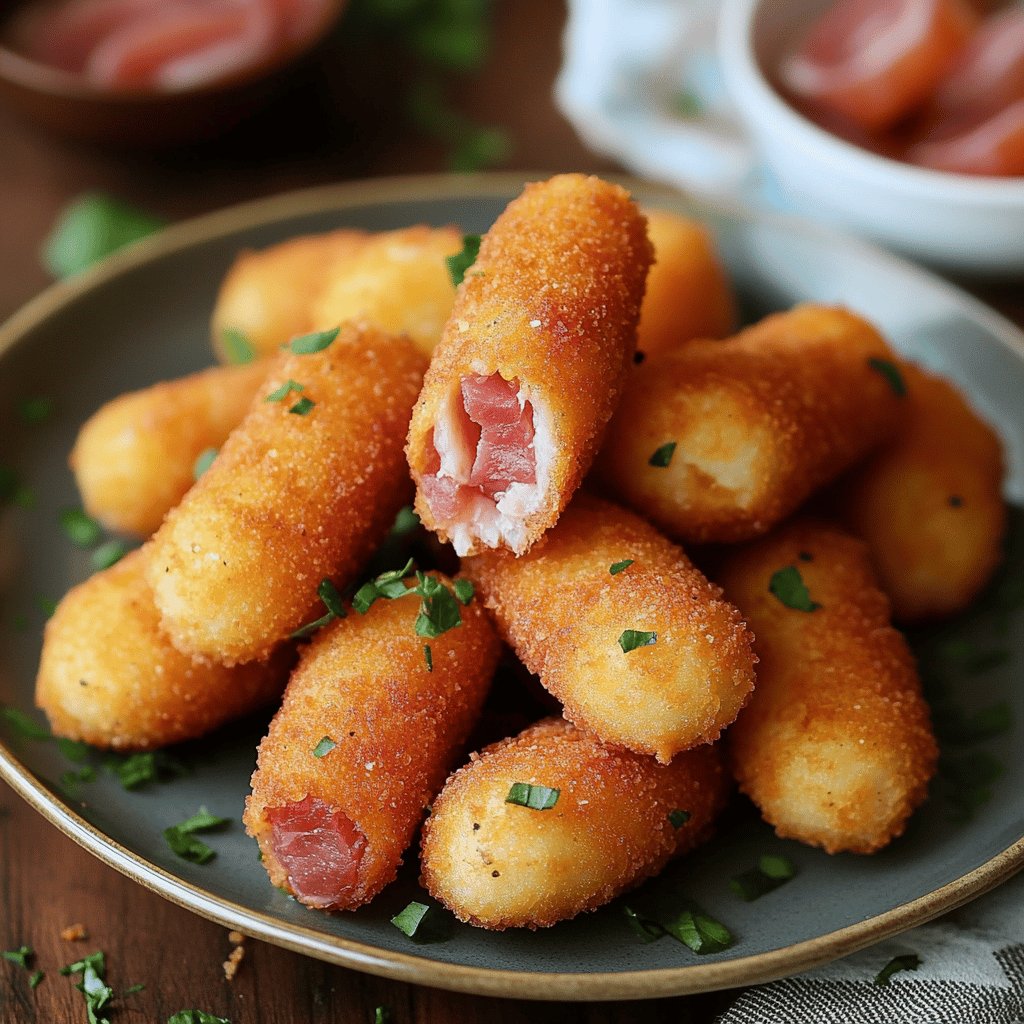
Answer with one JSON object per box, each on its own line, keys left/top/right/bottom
{"left": 2, "top": 170, "right": 1023, "bottom": 1002}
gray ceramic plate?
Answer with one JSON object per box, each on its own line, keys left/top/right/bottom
{"left": 1, "top": 174, "right": 1022, "bottom": 1001}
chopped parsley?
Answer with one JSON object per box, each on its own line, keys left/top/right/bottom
{"left": 446, "top": 234, "right": 481, "bottom": 286}
{"left": 353, "top": 559, "right": 415, "bottom": 613}
{"left": 374, "top": 1008, "right": 391, "bottom": 1024}
{"left": 37, "top": 595, "right": 59, "bottom": 618}
{"left": 668, "top": 809, "right": 691, "bottom": 828}
{"left": 19, "top": 396, "right": 54, "bottom": 424}
{"left": 313, "top": 736, "right": 336, "bottom": 758}
{"left": 2, "top": 707, "right": 51, "bottom": 739}
{"left": 391, "top": 505, "right": 420, "bottom": 536}
{"left": 163, "top": 807, "right": 228, "bottom": 864}
{"left": 671, "top": 88, "right": 703, "bottom": 118}
{"left": 623, "top": 906, "right": 664, "bottom": 943}
{"left": 193, "top": 447, "right": 218, "bottom": 480}
{"left": 867, "top": 357, "right": 907, "bottom": 397}
{"left": 610, "top": 559, "right": 634, "bottom": 575}
{"left": 221, "top": 328, "right": 255, "bottom": 365}
{"left": 29, "top": 970, "right": 43, "bottom": 988}
{"left": 108, "top": 750, "right": 188, "bottom": 790}
{"left": 424, "top": 644, "right": 433, "bottom": 671}
{"left": 413, "top": 572, "right": 462, "bottom": 638}
{"left": 289, "top": 396, "right": 316, "bottom": 416}
{"left": 91, "top": 539, "right": 132, "bottom": 571}
{"left": 167, "top": 1012, "right": 231, "bottom": 1024}
{"left": 291, "top": 578, "right": 347, "bottom": 639}
{"left": 619, "top": 629, "right": 657, "bottom": 653}
{"left": 648, "top": 442, "right": 676, "bottom": 468}
{"left": 624, "top": 903, "right": 733, "bottom": 954}
{"left": 265, "top": 379, "right": 305, "bottom": 403}
{"left": 768, "top": 566, "right": 820, "bottom": 612}
{"left": 61, "top": 950, "right": 113, "bottom": 1024}
{"left": 59, "top": 507, "right": 103, "bottom": 548}
{"left": 287, "top": 327, "right": 339, "bottom": 355}
{"left": 730, "top": 854, "right": 797, "bottom": 901}
{"left": 57, "top": 737, "right": 91, "bottom": 762}
{"left": 389, "top": 901, "right": 448, "bottom": 942}
{"left": 2, "top": 945, "right": 33, "bottom": 968}
{"left": 505, "top": 782, "right": 559, "bottom": 810}
{"left": 874, "top": 953, "right": 921, "bottom": 986}
{"left": 453, "top": 578, "right": 475, "bottom": 605}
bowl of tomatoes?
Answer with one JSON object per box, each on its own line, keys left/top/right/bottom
{"left": 719, "top": 0, "right": 1024, "bottom": 275}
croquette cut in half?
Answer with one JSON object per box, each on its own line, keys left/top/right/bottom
{"left": 420, "top": 718, "right": 729, "bottom": 930}
{"left": 147, "top": 324, "right": 427, "bottom": 665}
{"left": 718, "top": 519, "right": 938, "bottom": 854}
{"left": 407, "top": 173, "right": 653, "bottom": 557}
{"left": 245, "top": 574, "right": 500, "bottom": 911}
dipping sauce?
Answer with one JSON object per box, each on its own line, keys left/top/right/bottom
{"left": 3, "top": 0, "right": 332, "bottom": 91}
{"left": 780, "top": 0, "right": 1024, "bottom": 177}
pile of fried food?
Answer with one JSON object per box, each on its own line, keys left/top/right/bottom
{"left": 35, "top": 174, "right": 1006, "bottom": 931}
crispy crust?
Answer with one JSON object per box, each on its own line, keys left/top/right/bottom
{"left": 35, "top": 548, "right": 290, "bottom": 750}
{"left": 70, "top": 361, "right": 270, "bottom": 538}
{"left": 147, "top": 325, "right": 427, "bottom": 664}
{"left": 839, "top": 362, "right": 1006, "bottom": 622}
{"left": 464, "top": 494, "right": 756, "bottom": 762}
{"left": 717, "top": 519, "right": 938, "bottom": 854}
{"left": 637, "top": 208, "right": 736, "bottom": 357}
{"left": 420, "top": 718, "right": 728, "bottom": 930}
{"left": 310, "top": 226, "right": 463, "bottom": 356}
{"left": 244, "top": 578, "right": 500, "bottom": 910}
{"left": 407, "top": 174, "right": 653, "bottom": 555}
{"left": 211, "top": 229, "right": 368, "bottom": 361}
{"left": 596, "top": 304, "right": 903, "bottom": 544}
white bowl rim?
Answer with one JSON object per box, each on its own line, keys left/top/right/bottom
{"left": 718, "top": 0, "right": 1024, "bottom": 203}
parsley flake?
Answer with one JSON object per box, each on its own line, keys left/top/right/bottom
{"left": 389, "top": 901, "right": 448, "bottom": 942}
{"left": 413, "top": 572, "right": 463, "bottom": 638}
{"left": 19, "top": 397, "right": 54, "bottom": 424}
{"left": 265, "top": 379, "right": 304, "bottom": 403}
{"left": 505, "top": 782, "right": 559, "bottom": 810}
{"left": 62, "top": 951, "right": 113, "bottom": 1024}
{"left": 108, "top": 750, "right": 188, "bottom": 790}
{"left": 610, "top": 559, "right": 634, "bottom": 575}
{"left": 623, "top": 906, "right": 664, "bottom": 943}
{"left": 289, "top": 396, "right": 316, "bottom": 416}
{"left": 424, "top": 644, "right": 433, "bottom": 672}
{"left": 193, "top": 447, "right": 218, "bottom": 480}
{"left": 867, "top": 357, "right": 907, "bottom": 397}
{"left": 291, "top": 578, "right": 347, "bottom": 638}
{"left": 59, "top": 507, "right": 103, "bottom": 548}
{"left": 353, "top": 559, "right": 415, "bottom": 613}
{"left": 730, "top": 854, "right": 797, "bottom": 901}
{"left": 648, "top": 441, "right": 676, "bottom": 468}
{"left": 91, "top": 539, "right": 131, "bottom": 571}
{"left": 221, "top": 328, "right": 255, "bottom": 364}
{"left": 374, "top": 1008, "right": 391, "bottom": 1024}
{"left": 769, "top": 566, "right": 820, "bottom": 612}
{"left": 313, "top": 736, "right": 336, "bottom": 758}
{"left": 446, "top": 234, "right": 481, "bottom": 286}
{"left": 619, "top": 629, "right": 657, "bottom": 653}
{"left": 2, "top": 945, "right": 33, "bottom": 968}
{"left": 29, "top": 970, "right": 43, "bottom": 988}
{"left": 668, "top": 809, "right": 691, "bottom": 828}
{"left": 453, "top": 578, "right": 475, "bottom": 605}
{"left": 287, "top": 327, "right": 339, "bottom": 355}
{"left": 874, "top": 953, "right": 921, "bottom": 986}
{"left": 662, "top": 908, "right": 733, "bottom": 954}
{"left": 163, "top": 807, "right": 228, "bottom": 864}
{"left": 167, "top": 1012, "right": 231, "bottom": 1024}
{"left": 2, "top": 707, "right": 51, "bottom": 740}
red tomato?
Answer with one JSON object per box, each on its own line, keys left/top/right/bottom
{"left": 782, "top": 0, "right": 978, "bottom": 132}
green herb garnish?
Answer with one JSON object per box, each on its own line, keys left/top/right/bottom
{"left": 2, "top": 707, "right": 51, "bottom": 739}
{"left": 623, "top": 906, "right": 664, "bottom": 943}
{"left": 313, "top": 736, "right": 336, "bottom": 758}
{"left": 610, "top": 559, "right": 634, "bottom": 575}
{"left": 413, "top": 572, "right": 462, "bottom": 638}
{"left": 37, "top": 595, "right": 59, "bottom": 618}
{"left": 29, "top": 970, "right": 43, "bottom": 988}
{"left": 424, "top": 644, "right": 433, "bottom": 672}
{"left": 287, "top": 327, "right": 339, "bottom": 355}
{"left": 2, "top": 946, "right": 33, "bottom": 967}
{"left": 874, "top": 953, "right": 921, "bottom": 986}
{"left": 62, "top": 950, "right": 113, "bottom": 1024}
{"left": 163, "top": 807, "right": 229, "bottom": 865}
{"left": 193, "top": 447, "right": 218, "bottom": 480}
{"left": 108, "top": 750, "right": 188, "bottom": 790}
{"left": 289, "top": 397, "right": 315, "bottom": 415}
{"left": 730, "top": 854, "right": 797, "bottom": 901}
{"left": 167, "top": 1012, "right": 231, "bottom": 1024}
{"left": 618, "top": 629, "right": 657, "bottom": 653}
{"left": 661, "top": 907, "right": 733, "bottom": 954}
{"left": 453, "top": 578, "right": 475, "bottom": 605}
{"left": 59, "top": 507, "right": 103, "bottom": 548}
{"left": 123, "top": 983, "right": 145, "bottom": 995}
{"left": 392, "top": 505, "right": 420, "bottom": 535}
{"left": 446, "top": 234, "right": 481, "bottom": 286}
{"left": 668, "top": 809, "right": 691, "bottom": 828}
{"left": 353, "top": 559, "right": 415, "bottom": 613}
{"left": 374, "top": 1008, "right": 391, "bottom": 1024}
{"left": 19, "top": 397, "right": 54, "bottom": 424}
{"left": 221, "top": 328, "right": 255, "bottom": 365}
{"left": 867, "top": 357, "right": 907, "bottom": 397}
{"left": 43, "top": 194, "right": 165, "bottom": 279}
{"left": 389, "top": 900, "right": 448, "bottom": 942}
{"left": 648, "top": 442, "right": 676, "bottom": 468}
{"left": 91, "top": 539, "right": 131, "bottom": 571}
{"left": 671, "top": 88, "right": 703, "bottom": 118}
{"left": 291, "top": 578, "right": 347, "bottom": 639}
{"left": 505, "top": 782, "right": 559, "bottom": 810}
{"left": 768, "top": 566, "right": 820, "bottom": 612}
{"left": 265, "top": 379, "right": 305, "bottom": 403}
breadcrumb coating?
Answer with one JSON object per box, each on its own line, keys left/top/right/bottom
{"left": 407, "top": 173, "right": 653, "bottom": 556}
{"left": 597, "top": 304, "right": 903, "bottom": 543}
{"left": 718, "top": 519, "right": 938, "bottom": 854}
{"left": 420, "top": 718, "right": 728, "bottom": 930}
{"left": 465, "top": 495, "right": 756, "bottom": 762}
{"left": 147, "top": 325, "right": 427, "bottom": 664}
{"left": 70, "top": 361, "right": 269, "bottom": 537}
{"left": 36, "top": 548, "right": 290, "bottom": 750}
{"left": 244, "top": 577, "right": 500, "bottom": 910}
{"left": 839, "top": 362, "right": 1006, "bottom": 622}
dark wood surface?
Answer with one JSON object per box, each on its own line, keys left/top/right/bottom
{"left": 0, "top": 3, "right": 1020, "bottom": 1022}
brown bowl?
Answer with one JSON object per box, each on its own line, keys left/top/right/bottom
{"left": 0, "top": 0, "right": 346, "bottom": 147}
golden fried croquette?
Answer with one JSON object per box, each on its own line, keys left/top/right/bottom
{"left": 839, "top": 362, "right": 1006, "bottom": 622}
{"left": 310, "top": 225, "right": 463, "bottom": 357}
{"left": 637, "top": 208, "right": 736, "bottom": 358}
{"left": 717, "top": 519, "right": 938, "bottom": 854}
{"left": 70, "top": 361, "right": 269, "bottom": 537}
{"left": 147, "top": 326, "right": 427, "bottom": 665}
{"left": 420, "top": 718, "right": 729, "bottom": 930}
{"left": 211, "top": 229, "right": 367, "bottom": 361}
{"left": 35, "top": 549, "right": 290, "bottom": 750}
{"left": 244, "top": 574, "right": 500, "bottom": 910}
{"left": 464, "top": 495, "right": 756, "bottom": 762}
{"left": 596, "top": 304, "right": 904, "bottom": 544}
{"left": 406, "top": 174, "right": 653, "bottom": 557}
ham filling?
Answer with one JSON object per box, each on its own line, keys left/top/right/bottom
{"left": 266, "top": 795, "right": 366, "bottom": 908}
{"left": 421, "top": 373, "right": 542, "bottom": 554}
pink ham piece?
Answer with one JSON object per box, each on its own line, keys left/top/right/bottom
{"left": 266, "top": 796, "right": 366, "bottom": 909}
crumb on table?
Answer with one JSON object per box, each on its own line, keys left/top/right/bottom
{"left": 60, "top": 924, "right": 88, "bottom": 941}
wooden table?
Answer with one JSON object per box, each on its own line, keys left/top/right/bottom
{"left": 0, "top": 3, "right": 1020, "bottom": 1022}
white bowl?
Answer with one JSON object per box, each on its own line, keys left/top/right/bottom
{"left": 718, "top": 0, "right": 1024, "bottom": 276}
